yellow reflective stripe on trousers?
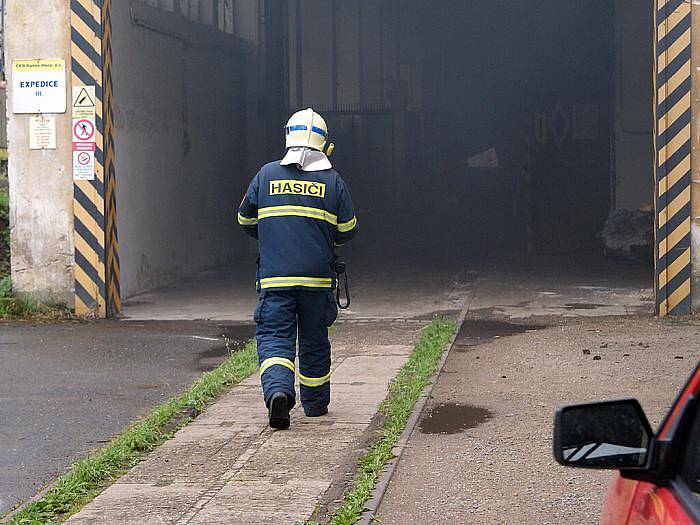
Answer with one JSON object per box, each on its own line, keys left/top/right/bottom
{"left": 237, "top": 213, "right": 258, "bottom": 226}
{"left": 337, "top": 216, "right": 357, "bottom": 233}
{"left": 299, "top": 371, "right": 331, "bottom": 387}
{"left": 259, "top": 357, "right": 295, "bottom": 376}
{"left": 257, "top": 205, "right": 338, "bottom": 226}
{"left": 260, "top": 276, "right": 333, "bottom": 289}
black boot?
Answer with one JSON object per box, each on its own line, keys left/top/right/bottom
{"left": 268, "top": 392, "right": 291, "bottom": 430}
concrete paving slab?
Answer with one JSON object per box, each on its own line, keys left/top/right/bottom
{"left": 331, "top": 353, "right": 410, "bottom": 384}
{"left": 66, "top": 483, "right": 205, "bottom": 525}
{"left": 64, "top": 323, "right": 425, "bottom": 524}
{"left": 233, "top": 424, "right": 365, "bottom": 481}
{"left": 186, "top": 479, "right": 331, "bottom": 525}
{"left": 121, "top": 433, "right": 255, "bottom": 485}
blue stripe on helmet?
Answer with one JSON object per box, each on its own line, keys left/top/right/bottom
{"left": 286, "top": 125, "right": 308, "bottom": 133}
{"left": 285, "top": 124, "right": 327, "bottom": 138}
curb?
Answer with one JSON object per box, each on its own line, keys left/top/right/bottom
{"left": 357, "top": 280, "right": 477, "bottom": 524}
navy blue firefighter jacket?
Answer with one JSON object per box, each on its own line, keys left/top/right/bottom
{"left": 237, "top": 161, "right": 358, "bottom": 291}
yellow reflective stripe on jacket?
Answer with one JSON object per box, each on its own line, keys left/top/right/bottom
{"left": 337, "top": 216, "right": 357, "bottom": 233}
{"left": 259, "top": 357, "right": 295, "bottom": 377}
{"left": 299, "top": 371, "right": 331, "bottom": 387}
{"left": 258, "top": 205, "right": 338, "bottom": 226}
{"left": 260, "top": 276, "right": 333, "bottom": 289}
{"left": 237, "top": 213, "right": 258, "bottom": 226}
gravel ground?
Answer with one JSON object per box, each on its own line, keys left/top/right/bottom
{"left": 377, "top": 315, "right": 699, "bottom": 525}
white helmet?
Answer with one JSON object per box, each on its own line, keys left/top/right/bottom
{"left": 285, "top": 108, "right": 328, "bottom": 151}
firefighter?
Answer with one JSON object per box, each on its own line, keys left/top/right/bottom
{"left": 237, "top": 108, "right": 358, "bottom": 430}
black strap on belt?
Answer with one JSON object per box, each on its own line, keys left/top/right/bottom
{"left": 334, "top": 261, "right": 351, "bottom": 309}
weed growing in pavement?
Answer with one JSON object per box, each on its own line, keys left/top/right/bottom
{"left": 4, "top": 340, "right": 259, "bottom": 525}
{"left": 329, "top": 318, "right": 456, "bottom": 525}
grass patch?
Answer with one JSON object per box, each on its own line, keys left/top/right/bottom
{"left": 329, "top": 317, "right": 456, "bottom": 525}
{"left": 4, "top": 339, "right": 260, "bottom": 525}
{"left": 0, "top": 276, "right": 39, "bottom": 318}
{"left": 0, "top": 173, "right": 9, "bottom": 278}
{"left": 0, "top": 276, "right": 71, "bottom": 320}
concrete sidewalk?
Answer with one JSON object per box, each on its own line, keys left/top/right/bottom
{"left": 65, "top": 321, "right": 427, "bottom": 525}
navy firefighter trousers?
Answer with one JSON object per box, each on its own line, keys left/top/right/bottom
{"left": 255, "top": 289, "right": 338, "bottom": 416}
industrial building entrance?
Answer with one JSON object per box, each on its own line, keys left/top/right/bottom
{"left": 112, "top": 0, "right": 663, "bottom": 316}
{"left": 8, "top": 0, "right": 691, "bottom": 317}
{"left": 113, "top": 0, "right": 659, "bottom": 316}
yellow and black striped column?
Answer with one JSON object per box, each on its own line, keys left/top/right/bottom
{"left": 102, "top": 0, "right": 121, "bottom": 316}
{"left": 70, "top": 0, "right": 120, "bottom": 317}
{"left": 655, "top": 0, "right": 693, "bottom": 316}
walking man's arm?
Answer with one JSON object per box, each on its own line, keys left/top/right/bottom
{"left": 237, "top": 175, "right": 259, "bottom": 239}
{"left": 335, "top": 178, "right": 357, "bottom": 246}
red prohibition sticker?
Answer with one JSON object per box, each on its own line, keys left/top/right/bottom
{"left": 77, "top": 152, "right": 91, "bottom": 166}
{"left": 73, "top": 119, "right": 95, "bottom": 141}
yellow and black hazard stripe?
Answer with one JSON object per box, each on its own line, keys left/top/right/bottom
{"left": 102, "top": 0, "right": 121, "bottom": 316}
{"left": 655, "top": 0, "right": 692, "bottom": 316}
{"left": 70, "top": 0, "right": 120, "bottom": 317}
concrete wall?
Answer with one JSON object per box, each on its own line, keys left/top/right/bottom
{"left": 112, "top": 2, "right": 258, "bottom": 298}
{"left": 613, "top": 0, "right": 654, "bottom": 210}
{"left": 5, "top": 1, "right": 74, "bottom": 303}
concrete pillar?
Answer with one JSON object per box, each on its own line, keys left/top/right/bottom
{"left": 5, "top": 1, "right": 74, "bottom": 304}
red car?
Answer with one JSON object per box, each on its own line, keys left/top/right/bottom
{"left": 554, "top": 363, "right": 700, "bottom": 524}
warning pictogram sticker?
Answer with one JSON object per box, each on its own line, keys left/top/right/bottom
{"left": 73, "top": 87, "right": 94, "bottom": 108}
{"left": 72, "top": 86, "right": 96, "bottom": 120}
{"left": 73, "top": 119, "right": 95, "bottom": 141}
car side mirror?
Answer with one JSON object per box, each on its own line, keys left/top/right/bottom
{"left": 554, "top": 399, "right": 653, "bottom": 470}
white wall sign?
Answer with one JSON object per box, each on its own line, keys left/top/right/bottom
{"left": 29, "top": 115, "right": 57, "bottom": 150}
{"left": 12, "top": 59, "right": 67, "bottom": 114}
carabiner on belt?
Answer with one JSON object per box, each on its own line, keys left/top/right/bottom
{"left": 334, "top": 261, "right": 351, "bottom": 310}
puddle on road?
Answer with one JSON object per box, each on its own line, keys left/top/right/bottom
{"left": 419, "top": 403, "right": 493, "bottom": 434}
{"left": 219, "top": 324, "right": 256, "bottom": 343}
{"left": 563, "top": 303, "right": 608, "bottom": 310}
{"left": 454, "top": 320, "right": 544, "bottom": 351}
{"left": 196, "top": 324, "right": 255, "bottom": 371}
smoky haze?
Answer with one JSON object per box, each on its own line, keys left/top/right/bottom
{"left": 112, "top": 0, "right": 652, "bottom": 297}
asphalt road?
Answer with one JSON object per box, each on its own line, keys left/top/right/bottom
{"left": 0, "top": 320, "right": 254, "bottom": 516}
